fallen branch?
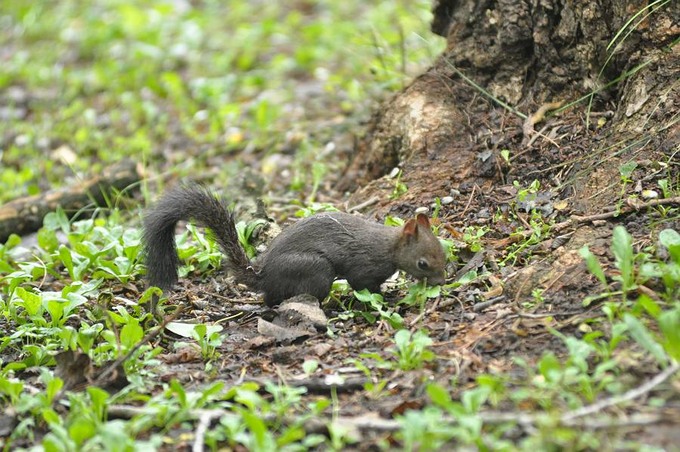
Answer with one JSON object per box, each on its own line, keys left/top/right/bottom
{"left": 0, "top": 159, "right": 141, "bottom": 242}
{"left": 561, "top": 362, "right": 680, "bottom": 423}
{"left": 552, "top": 195, "right": 680, "bottom": 233}
{"left": 193, "top": 409, "right": 227, "bottom": 452}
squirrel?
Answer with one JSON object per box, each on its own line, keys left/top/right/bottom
{"left": 142, "top": 184, "right": 447, "bottom": 307}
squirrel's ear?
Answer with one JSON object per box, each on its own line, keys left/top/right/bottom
{"left": 415, "top": 213, "right": 430, "bottom": 229}
{"left": 403, "top": 219, "right": 418, "bottom": 238}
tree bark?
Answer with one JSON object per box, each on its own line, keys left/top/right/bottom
{"left": 339, "top": 0, "right": 679, "bottom": 215}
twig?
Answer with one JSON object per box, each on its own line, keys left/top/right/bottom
{"left": 547, "top": 196, "right": 680, "bottom": 235}
{"left": 561, "top": 362, "right": 680, "bottom": 422}
{"left": 459, "top": 184, "right": 478, "bottom": 218}
{"left": 106, "top": 403, "right": 671, "bottom": 438}
{"left": 522, "top": 101, "right": 564, "bottom": 146}
{"left": 193, "top": 410, "right": 226, "bottom": 452}
{"left": 508, "top": 310, "right": 585, "bottom": 319}
{"left": 347, "top": 196, "right": 380, "bottom": 213}
{"left": 472, "top": 296, "right": 506, "bottom": 312}
{"left": 408, "top": 297, "right": 441, "bottom": 327}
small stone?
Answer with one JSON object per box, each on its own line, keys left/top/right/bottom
{"left": 441, "top": 196, "right": 454, "bottom": 205}
{"left": 415, "top": 206, "right": 429, "bottom": 214}
{"left": 15, "top": 134, "right": 30, "bottom": 146}
{"left": 641, "top": 189, "right": 659, "bottom": 199}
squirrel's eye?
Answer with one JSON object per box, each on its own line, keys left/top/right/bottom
{"left": 417, "top": 258, "right": 429, "bottom": 270}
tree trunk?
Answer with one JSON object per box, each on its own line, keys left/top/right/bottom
{"left": 339, "top": 0, "right": 678, "bottom": 218}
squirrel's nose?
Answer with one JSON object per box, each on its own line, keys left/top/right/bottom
{"left": 426, "top": 274, "right": 446, "bottom": 286}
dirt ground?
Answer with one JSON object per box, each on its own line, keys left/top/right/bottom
{"left": 122, "top": 96, "right": 678, "bottom": 448}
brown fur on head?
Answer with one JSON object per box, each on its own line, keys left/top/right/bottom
{"left": 397, "top": 215, "right": 447, "bottom": 285}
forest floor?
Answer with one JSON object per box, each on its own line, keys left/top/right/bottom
{"left": 1, "top": 1, "right": 678, "bottom": 450}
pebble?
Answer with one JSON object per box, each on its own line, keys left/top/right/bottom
{"left": 415, "top": 206, "right": 429, "bottom": 214}
{"left": 441, "top": 196, "right": 454, "bottom": 205}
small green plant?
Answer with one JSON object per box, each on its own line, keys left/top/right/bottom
{"left": 294, "top": 203, "right": 339, "bottom": 218}
{"left": 390, "top": 329, "right": 435, "bottom": 370}
{"left": 351, "top": 289, "right": 404, "bottom": 328}
{"left": 400, "top": 281, "right": 441, "bottom": 313}
{"left": 580, "top": 226, "right": 679, "bottom": 306}
{"left": 500, "top": 211, "right": 551, "bottom": 266}
{"left": 462, "top": 226, "right": 488, "bottom": 252}
{"left": 351, "top": 359, "right": 389, "bottom": 399}
{"left": 513, "top": 179, "right": 541, "bottom": 203}
{"left": 235, "top": 218, "right": 269, "bottom": 259}
{"left": 522, "top": 288, "right": 545, "bottom": 309}
{"left": 623, "top": 295, "right": 680, "bottom": 364}
{"left": 639, "top": 228, "right": 680, "bottom": 301}
{"left": 176, "top": 224, "right": 224, "bottom": 279}
{"left": 192, "top": 323, "right": 224, "bottom": 362}
{"left": 389, "top": 169, "right": 408, "bottom": 200}
{"left": 302, "top": 359, "right": 319, "bottom": 376}
{"left": 617, "top": 160, "right": 638, "bottom": 211}
{"left": 500, "top": 149, "right": 511, "bottom": 164}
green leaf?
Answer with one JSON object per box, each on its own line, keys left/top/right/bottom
{"left": 58, "top": 245, "right": 75, "bottom": 278}
{"left": 166, "top": 322, "right": 199, "bottom": 338}
{"left": 38, "top": 228, "right": 59, "bottom": 253}
{"left": 242, "top": 409, "right": 275, "bottom": 450}
{"left": 579, "top": 246, "right": 608, "bottom": 286}
{"left": 393, "top": 329, "right": 411, "bottom": 351}
{"left": 619, "top": 161, "right": 638, "bottom": 179}
{"left": 658, "top": 307, "right": 680, "bottom": 361}
{"left": 42, "top": 407, "right": 62, "bottom": 426}
{"left": 168, "top": 380, "right": 188, "bottom": 408}
{"left": 68, "top": 417, "right": 97, "bottom": 446}
{"left": 193, "top": 323, "right": 207, "bottom": 340}
{"left": 46, "top": 377, "right": 64, "bottom": 403}
{"left": 120, "top": 319, "right": 144, "bottom": 349}
{"left": 659, "top": 229, "right": 680, "bottom": 263}
{"left": 303, "top": 359, "right": 319, "bottom": 375}
{"left": 537, "top": 352, "right": 561, "bottom": 382}
{"left": 45, "top": 299, "right": 67, "bottom": 326}
{"left": 426, "top": 383, "right": 452, "bottom": 408}
{"left": 4, "top": 233, "right": 21, "bottom": 249}
{"left": 623, "top": 313, "right": 668, "bottom": 366}
{"left": 461, "top": 386, "right": 489, "bottom": 413}
{"left": 636, "top": 295, "right": 662, "bottom": 318}
{"left": 87, "top": 386, "right": 110, "bottom": 418}
{"left": 353, "top": 289, "right": 383, "bottom": 303}
{"left": 15, "top": 287, "right": 43, "bottom": 317}
{"left": 612, "top": 226, "right": 634, "bottom": 290}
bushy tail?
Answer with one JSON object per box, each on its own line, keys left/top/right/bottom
{"left": 142, "top": 184, "right": 258, "bottom": 291}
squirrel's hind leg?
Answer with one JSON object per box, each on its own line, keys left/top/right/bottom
{"left": 260, "top": 255, "right": 334, "bottom": 307}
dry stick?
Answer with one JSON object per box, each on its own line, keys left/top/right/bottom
{"left": 106, "top": 403, "right": 669, "bottom": 441}
{"left": 109, "top": 360, "right": 680, "bottom": 438}
{"left": 453, "top": 250, "right": 486, "bottom": 282}
{"left": 194, "top": 410, "right": 227, "bottom": 452}
{"left": 472, "top": 296, "right": 506, "bottom": 312}
{"left": 572, "top": 195, "right": 680, "bottom": 222}
{"left": 347, "top": 196, "right": 380, "bottom": 213}
{"left": 548, "top": 196, "right": 680, "bottom": 235}
{"left": 459, "top": 184, "right": 478, "bottom": 218}
{"left": 521, "top": 101, "right": 564, "bottom": 147}
{"left": 408, "top": 296, "right": 441, "bottom": 327}
{"left": 561, "top": 362, "right": 680, "bottom": 423}
{"left": 0, "top": 159, "right": 141, "bottom": 242}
